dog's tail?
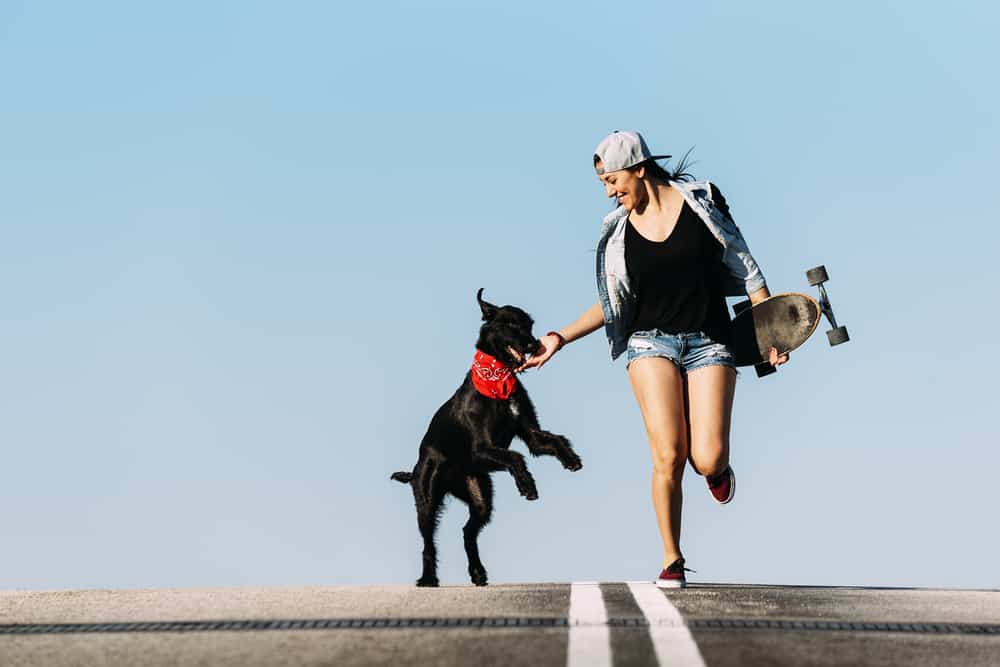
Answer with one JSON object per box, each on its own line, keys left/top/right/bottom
{"left": 390, "top": 471, "right": 413, "bottom": 484}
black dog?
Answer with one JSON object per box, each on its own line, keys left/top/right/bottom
{"left": 391, "top": 289, "right": 582, "bottom": 587}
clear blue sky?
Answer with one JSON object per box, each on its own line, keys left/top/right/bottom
{"left": 2, "top": 0, "right": 998, "bottom": 590}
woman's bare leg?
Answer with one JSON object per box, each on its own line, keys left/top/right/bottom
{"left": 628, "top": 357, "right": 688, "bottom": 567}
{"left": 685, "top": 365, "right": 737, "bottom": 478}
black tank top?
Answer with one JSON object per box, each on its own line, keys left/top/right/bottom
{"left": 624, "top": 200, "right": 732, "bottom": 344}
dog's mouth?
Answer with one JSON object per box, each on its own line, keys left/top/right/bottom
{"left": 506, "top": 346, "right": 526, "bottom": 365}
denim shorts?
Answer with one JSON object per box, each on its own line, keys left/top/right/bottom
{"left": 625, "top": 329, "right": 738, "bottom": 376}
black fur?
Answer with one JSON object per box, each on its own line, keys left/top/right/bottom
{"left": 391, "top": 289, "right": 582, "bottom": 587}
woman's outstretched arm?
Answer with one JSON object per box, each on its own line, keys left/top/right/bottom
{"left": 517, "top": 302, "right": 604, "bottom": 371}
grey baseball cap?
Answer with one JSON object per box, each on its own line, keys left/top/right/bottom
{"left": 593, "top": 130, "right": 671, "bottom": 175}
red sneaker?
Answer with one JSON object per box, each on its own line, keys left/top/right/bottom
{"left": 656, "top": 557, "right": 691, "bottom": 589}
{"left": 707, "top": 466, "right": 735, "bottom": 504}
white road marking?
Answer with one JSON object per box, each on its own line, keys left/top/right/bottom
{"left": 567, "top": 582, "right": 612, "bottom": 667}
{"left": 626, "top": 581, "right": 706, "bottom": 667}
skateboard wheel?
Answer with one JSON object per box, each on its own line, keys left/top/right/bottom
{"left": 754, "top": 361, "right": 777, "bottom": 378}
{"left": 733, "top": 299, "right": 752, "bottom": 316}
{"left": 827, "top": 326, "right": 849, "bottom": 346}
{"left": 806, "top": 265, "right": 829, "bottom": 286}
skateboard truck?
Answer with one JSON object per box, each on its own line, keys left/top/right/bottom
{"left": 806, "top": 265, "right": 849, "bottom": 346}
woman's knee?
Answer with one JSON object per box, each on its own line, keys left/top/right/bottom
{"left": 688, "top": 441, "right": 728, "bottom": 477}
{"left": 648, "top": 435, "right": 687, "bottom": 478}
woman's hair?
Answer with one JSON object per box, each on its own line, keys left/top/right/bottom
{"left": 632, "top": 147, "right": 696, "bottom": 183}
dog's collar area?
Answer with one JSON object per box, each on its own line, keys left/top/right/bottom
{"left": 471, "top": 350, "right": 518, "bottom": 400}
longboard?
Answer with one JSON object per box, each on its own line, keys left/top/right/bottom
{"left": 729, "top": 265, "right": 850, "bottom": 377}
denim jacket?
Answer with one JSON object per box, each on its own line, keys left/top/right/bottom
{"left": 595, "top": 180, "right": 767, "bottom": 360}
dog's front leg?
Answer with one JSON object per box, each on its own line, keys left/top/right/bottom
{"left": 474, "top": 449, "right": 538, "bottom": 500}
{"left": 512, "top": 397, "right": 583, "bottom": 471}
{"left": 522, "top": 429, "right": 583, "bottom": 471}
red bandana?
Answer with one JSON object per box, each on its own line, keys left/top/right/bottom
{"left": 471, "top": 350, "right": 518, "bottom": 400}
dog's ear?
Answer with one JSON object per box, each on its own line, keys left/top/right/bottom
{"left": 477, "top": 288, "right": 498, "bottom": 321}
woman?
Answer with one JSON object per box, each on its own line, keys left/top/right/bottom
{"left": 519, "top": 130, "right": 788, "bottom": 588}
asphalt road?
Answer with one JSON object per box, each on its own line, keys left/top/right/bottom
{"left": 1, "top": 582, "right": 998, "bottom": 666}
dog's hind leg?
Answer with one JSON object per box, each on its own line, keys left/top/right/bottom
{"left": 462, "top": 474, "right": 494, "bottom": 586}
{"left": 474, "top": 449, "right": 538, "bottom": 500}
{"left": 413, "top": 458, "right": 446, "bottom": 587}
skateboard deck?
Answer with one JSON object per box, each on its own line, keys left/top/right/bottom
{"left": 729, "top": 292, "right": 821, "bottom": 367}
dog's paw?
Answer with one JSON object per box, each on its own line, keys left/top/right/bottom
{"left": 516, "top": 474, "right": 539, "bottom": 500}
{"left": 562, "top": 453, "right": 583, "bottom": 471}
{"left": 470, "top": 568, "right": 489, "bottom": 586}
{"left": 416, "top": 576, "right": 440, "bottom": 588}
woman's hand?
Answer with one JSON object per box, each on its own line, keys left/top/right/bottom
{"left": 769, "top": 347, "right": 790, "bottom": 367}
{"left": 516, "top": 333, "right": 563, "bottom": 372}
